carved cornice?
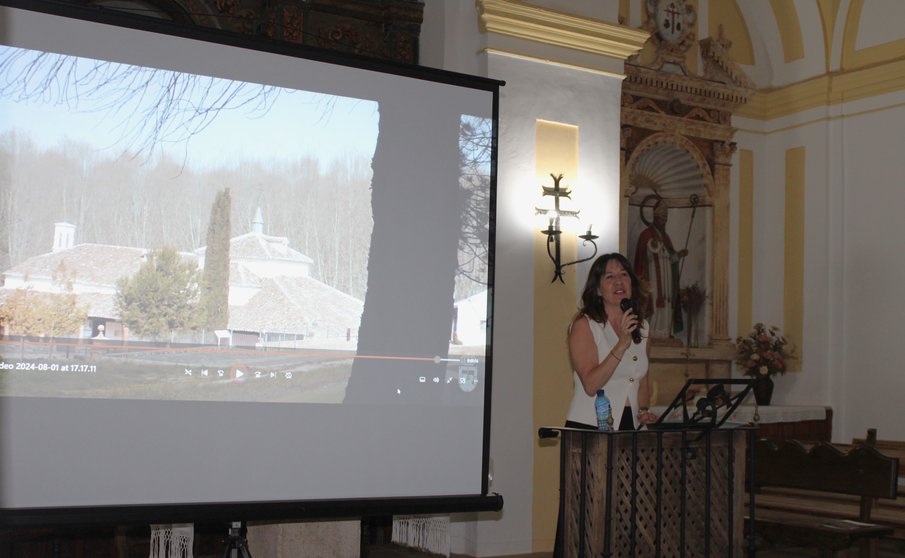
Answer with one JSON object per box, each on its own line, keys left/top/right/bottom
{"left": 476, "top": 0, "right": 649, "bottom": 60}
{"left": 700, "top": 35, "right": 755, "bottom": 91}
{"left": 623, "top": 63, "right": 752, "bottom": 113}
{"left": 622, "top": 108, "right": 736, "bottom": 143}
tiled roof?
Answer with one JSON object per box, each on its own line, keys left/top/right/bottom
{"left": 4, "top": 244, "right": 151, "bottom": 285}
{"left": 2, "top": 241, "right": 353, "bottom": 338}
{"left": 197, "top": 232, "right": 314, "bottom": 264}
{"left": 229, "top": 276, "right": 362, "bottom": 338}
{"left": 230, "top": 262, "right": 263, "bottom": 287}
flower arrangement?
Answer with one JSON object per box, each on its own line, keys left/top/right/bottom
{"left": 679, "top": 283, "right": 707, "bottom": 316}
{"left": 735, "top": 323, "right": 793, "bottom": 377}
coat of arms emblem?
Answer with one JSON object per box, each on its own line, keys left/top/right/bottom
{"left": 648, "top": 0, "right": 696, "bottom": 45}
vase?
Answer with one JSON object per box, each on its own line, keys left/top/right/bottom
{"left": 752, "top": 375, "right": 774, "bottom": 406}
{"left": 686, "top": 312, "right": 699, "bottom": 347}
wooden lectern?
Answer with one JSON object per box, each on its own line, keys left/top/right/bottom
{"left": 543, "top": 427, "right": 755, "bottom": 558}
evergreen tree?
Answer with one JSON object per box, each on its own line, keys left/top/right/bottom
{"left": 200, "top": 188, "right": 231, "bottom": 331}
{"left": 115, "top": 246, "right": 199, "bottom": 339}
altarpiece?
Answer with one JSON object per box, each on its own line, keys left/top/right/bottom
{"left": 621, "top": 0, "right": 754, "bottom": 402}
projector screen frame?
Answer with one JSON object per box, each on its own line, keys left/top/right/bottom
{"left": 0, "top": 0, "right": 503, "bottom": 527}
{"left": 0, "top": 494, "right": 505, "bottom": 528}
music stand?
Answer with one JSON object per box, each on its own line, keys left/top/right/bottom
{"left": 649, "top": 378, "right": 756, "bottom": 430}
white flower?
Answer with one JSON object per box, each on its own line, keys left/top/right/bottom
{"left": 758, "top": 365, "right": 769, "bottom": 376}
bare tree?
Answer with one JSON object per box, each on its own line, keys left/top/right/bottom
{"left": 456, "top": 115, "right": 493, "bottom": 300}
{"left": 0, "top": 48, "right": 281, "bottom": 159}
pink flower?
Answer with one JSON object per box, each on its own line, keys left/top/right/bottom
{"left": 737, "top": 323, "right": 793, "bottom": 377}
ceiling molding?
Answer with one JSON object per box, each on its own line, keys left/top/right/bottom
{"left": 735, "top": 57, "right": 905, "bottom": 120}
{"left": 480, "top": 48, "right": 627, "bottom": 79}
{"left": 476, "top": 0, "right": 649, "bottom": 60}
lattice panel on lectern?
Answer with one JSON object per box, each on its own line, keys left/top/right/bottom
{"left": 559, "top": 428, "right": 748, "bottom": 558}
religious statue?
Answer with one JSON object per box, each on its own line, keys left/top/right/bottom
{"left": 633, "top": 196, "right": 688, "bottom": 340}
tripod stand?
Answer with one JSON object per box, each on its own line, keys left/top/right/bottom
{"left": 222, "top": 521, "right": 252, "bottom": 558}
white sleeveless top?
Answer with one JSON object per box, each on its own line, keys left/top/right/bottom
{"left": 566, "top": 318, "right": 649, "bottom": 429}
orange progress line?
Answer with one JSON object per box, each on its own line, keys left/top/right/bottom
{"left": 0, "top": 340, "right": 437, "bottom": 362}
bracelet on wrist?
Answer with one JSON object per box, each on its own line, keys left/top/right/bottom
{"left": 609, "top": 350, "right": 622, "bottom": 361}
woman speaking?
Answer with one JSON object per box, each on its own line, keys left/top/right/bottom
{"left": 566, "top": 253, "right": 658, "bottom": 430}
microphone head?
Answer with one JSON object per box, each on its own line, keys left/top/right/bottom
{"left": 620, "top": 297, "right": 643, "bottom": 344}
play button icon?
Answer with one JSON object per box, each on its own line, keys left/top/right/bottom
{"left": 230, "top": 365, "right": 249, "bottom": 383}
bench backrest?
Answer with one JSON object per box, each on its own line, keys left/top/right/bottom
{"left": 754, "top": 439, "right": 899, "bottom": 501}
{"left": 852, "top": 436, "right": 905, "bottom": 476}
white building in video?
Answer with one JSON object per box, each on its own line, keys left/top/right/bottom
{"left": 0, "top": 216, "right": 363, "bottom": 348}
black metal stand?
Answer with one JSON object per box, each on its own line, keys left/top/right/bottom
{"left": 222, "top": 522, "right": 252, "bottom": 558}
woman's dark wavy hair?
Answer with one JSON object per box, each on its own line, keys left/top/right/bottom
{"left": 577, "top": 253, "right": 642, "bottom": 323}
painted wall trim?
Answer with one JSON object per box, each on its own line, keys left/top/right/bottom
{"left": 737, "top": 150, "right": 754, "bottom": 338}
{"left": 532, "top": 120, "right": 580, "bottom": 553}
{"left": 769, "top": 0, "right": 805, "bottom": 63}
{"left": 481, "top": 48, "right": 629, "bottom": 79}
{"left": 735, "top": 99, "right": 905, "bottom": 136}
{"left": 476, "top": 0, "right": 649, "bottom": 60}
{"left": 784, "top": 147, "right": 805, "bottom": 372}
{"left": 736, "top": 57, "right": 905, "bottom": 120}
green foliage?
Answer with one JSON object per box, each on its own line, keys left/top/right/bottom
{"left": 199, "top": 188, "right": 231, "bottom": 330}
{"left": 115, "top": 246, "right": 200, "bottom": 339}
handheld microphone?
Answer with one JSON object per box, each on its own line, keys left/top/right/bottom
{"left": 620, "top": 298, "right": 643, "bottom": 344}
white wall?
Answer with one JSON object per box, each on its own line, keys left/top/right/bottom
{"left": 734, "top": 89, "right": 905, "bottom": 443}
{"left": 421, "top": 1, "right": 627, "bottom": 555}
{"left": 734, "top": 108, "right": 833, "bottom": 407}
{"left": 837, "top": 93, "right": 905, "bottom": 442}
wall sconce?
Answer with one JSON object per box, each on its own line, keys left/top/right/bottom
{"left": 536, "top": 173, "right": 598, "bottom": 283}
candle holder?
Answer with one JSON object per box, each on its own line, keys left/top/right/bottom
{"left": 535, "top": 173, "right": 598, "bottom": 283}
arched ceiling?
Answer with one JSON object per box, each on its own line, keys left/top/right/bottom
{"left": 711, "top": 0, "right": 905, "bottom": 89}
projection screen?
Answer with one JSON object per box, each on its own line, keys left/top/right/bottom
{"left": 0, "top": 0, "right": 500, "bottom": 524}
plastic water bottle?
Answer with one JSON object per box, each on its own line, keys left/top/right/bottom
{"left": 595, "top": 389, "right": 613, "bottom": 431}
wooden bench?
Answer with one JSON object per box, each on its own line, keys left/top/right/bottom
{"left": 749, "top": 437, "right": 899, "bottom": 557}
{"left": 850, "top": 432, "right": 905, "bottom": 538}
{"left": 750, "top": 430, "right": 905, "bottom": 544}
